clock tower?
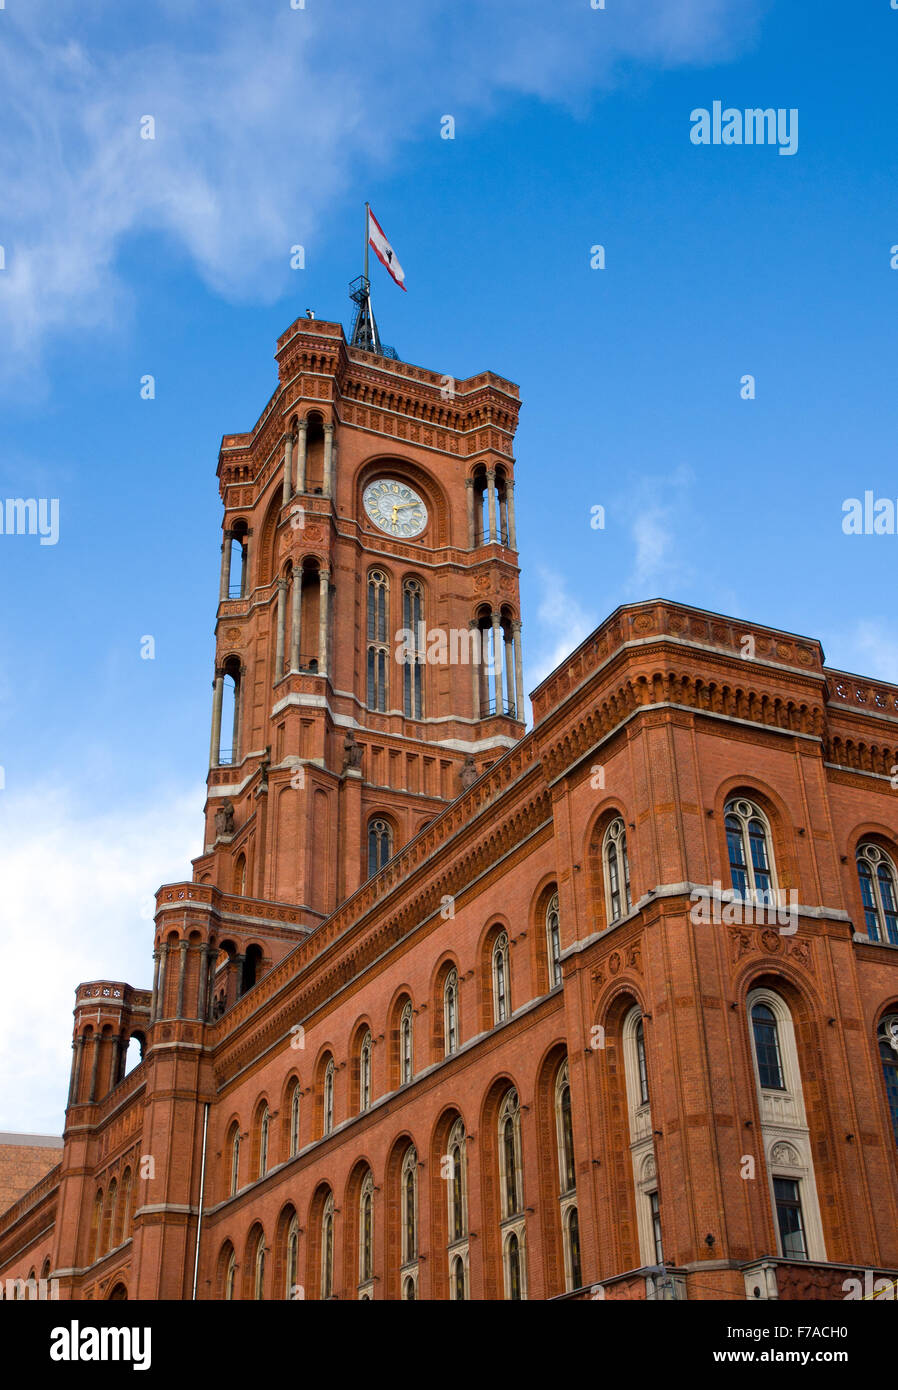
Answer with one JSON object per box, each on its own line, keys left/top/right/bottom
{"left": 193, "top": 306, "right": 526, "bottom": 929}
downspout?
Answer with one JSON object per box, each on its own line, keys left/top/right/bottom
{"left": 192, "top": 1102, "right": 210, "bottom": 1300}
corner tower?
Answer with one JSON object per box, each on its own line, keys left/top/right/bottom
{"left": 193, "top": 315, "right": 525, "bottom": 926}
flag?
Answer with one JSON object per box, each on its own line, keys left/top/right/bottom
{"left": 368, "top": 208, "right": 407, "bottom": 291}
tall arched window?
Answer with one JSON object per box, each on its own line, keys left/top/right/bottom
{"left": 603, "top": 818, "right": 631, "bottom": 923}
{"left": 229, "top": 1126, "right": 241, "bottom": 1197}
{"left": 725, "top": 798, "right": 775, "bottom": 903}
{"left": 452, "top": 1254, "right": 466, "bottom": 1301}
{"left": 751, "top": 1002, "right": 785, "bottom": 1090}
{"left": 103, "top": 1180, "right": 117, "bottom": 1254}
{"left": 321, "top": 1194, "right": 334, "bottom": 1300}
{"left": 359, "top": 1171, "right": 375, "bottom": 1294}
{"left": 555, "top": 1061, "right": 576, "bottom": 1195}
{"left": 91, "top": 1189, "right": 103, "bottom": 1263}
{"left": 258, "top": 1106, "right": 270, "bottom": 1177}
{"left": 286, "top": 1214, "right": 300, "bottom": 1299}
{"left": 117, "top": 1168, "right": 132, "bottom": 1245}
{"left": 635, "top": 1018, "right": 649, "bottom": 1104}
{"left": 492, "top": 932, "right": 510, "bottom": 1024}
{"left": 857, "top": 844, "right": 898, "bottom": 945}
{"left": 367, "top": 570, "right": 389, "bottom": 712}
{"left": 400, "top": 1001, "right": 414, "bottom": 1085}
{"left": 401, "top": 1145, "right": 418, "bottom": 1268}
{"left": 360, "top": 1031, "right": 372, "bottom": 1112}
{"left": 289, "top": 1082, "right": 301, "bottom": 1157}
{"left": 402, "top": 579, "right": 425, "bottom": 719}
{"left": 368, "top": 817, "right": 393, "bottom": 878}
{"left": 225, "top": 1247, "right": 236, "bottom": 1300}
{"left": 447, "top": 1118, "right": 468, "bottom": 1245}
{"left": 505, "top": 1231, "right": 523, "bottom": 1301}
{"left": 323, "top": 1059, "right": 335, "bottom": 1136}
{"left": 253, "top": 1231, "right": 266, "bottom": 1300}
{"left": 565, "top": 1207, "right": 582, "bottom": 1290}
{"left": 877, "top": 1015, "right": 898, "bottom": 1146}
{"left": 234, "top": 853, "right": 246, "bottom": 896}
{"left": 443, "top": 970, "right": 459, "bottom": 1056}
{"left": 499, "top": 1088, "right": 523, "bottom": 1219}
{"left": 622, "top": 1006, "right": 660, "bottom": 1268}
{"left": 546, "top": 891, "right": 562, "bottom": 987}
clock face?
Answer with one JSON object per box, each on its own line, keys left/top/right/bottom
{"left": 363, "top": 479, "right": 428, "bottom": 538}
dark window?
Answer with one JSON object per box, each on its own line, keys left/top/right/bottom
{"left": 752, "top": 1002, "right": 785, "bottom": 1090}
{"left": 774, "top": 1177, "right": 807, "bottom": 1260}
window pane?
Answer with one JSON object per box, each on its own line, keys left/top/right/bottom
{"left": 773, "top": 1178, "right": 807, "bottom": 1260}
{"left": 752, "top": 1004, "right": 785, "bottom": 1089}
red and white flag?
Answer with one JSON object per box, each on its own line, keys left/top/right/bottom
{"left": 368, "top": 208, "right": 407, "bottom": 291}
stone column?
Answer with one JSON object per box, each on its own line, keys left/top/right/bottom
{"left": 289, "top": 567, "right": 303, "bottom": 671}
{"left": 176, "top": 940, "right": 188, "bottom": 1018}
{"left": 157, "top": 943, "right": 168, "bottom": 1021}
{"left": 318, "top": 568, "right": 330, "bottom": 677}
{"left": 209, "top": 672, "right": 224, "bottom": 768}
{"left": 68, "top": 1035, "right": 85, "bottom": 1106}
{"left": 466, "top": 479, "right": 475, "bottom": 548}
{"left": 506, "top": 479, "right": 517, "bottom": 549}
{"left": 115, "top": 1032, "right": 127, "bottom": 1086}
{"left": 294, "top": 419, "right": 308, "bottom": 493}
{"left": 282, "top": 432, "right": 294, "bottom": 507}
{"left": 323, "top": 423, "right": 335, "bottom": 497}
{"left": 491, "top": 611, "right": 503, "bottom": 715}
{"left": 197, "top": 944, "right": 212, "bottom": 1022}
{"left": 231, "top": 668, "right": 242, "bottom": 763}
{"left": 470, "top": 621, "right": 481, "bottom": 720}
{"left": 219, "top": 532, "right": 232, "bottom": 601}
{"left": 150, "top": 948, "right": 161, "bottom": 1023}
{"left": 486, "top": 469, "right": 497, "bottom": 543}
{"left": 88, "top": 1031, "right": 101, "bottom": 1103}
{"left": 504, "top": 625, "right": 515, "bottom": 716}
{"left": 233, "top": 953, "right": 246, "bottom": 1001}
{"left": 275, "top": 579, "right": 287, "bottom": 681}
{"left": 513, "top": 621, "right": 525, "bottom": 724}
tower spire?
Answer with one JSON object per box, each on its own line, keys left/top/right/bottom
{"left": 349, "top": 203, "right": 399, "bottom": 359}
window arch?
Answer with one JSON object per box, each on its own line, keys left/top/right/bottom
{"left": 504, "top": 1230, "right": 524, "bottom": 1301}
{"left": 402, "top": 578, "right": 425, "bottom": 719}
{"left": 635, "top": 1017, "right": 649, "bottom": 1104}
{"left": 565, "top": 1207, "right": 582, "bottom": 1290}
{"left": 451, "top": 1253, "right": 467, "bottom": 1301}
{"left": 253, "top": 1230, "right": 266, "bottom": 1300}
{"left": 492, "top": 931, "right": 510, "bottom": 1024}
{"left": 322, "top": 1058, "right": 335, "bottom": 1136}
{"left": 447, "top": 1117, "right": 468, "bottom": 1246}
{"left": 288, "top": 1080, "right": 301, "bottom": 1158}
{"left": 857, "top": 843, "right": 898, "bottom": 945}
{"left": 286, "top": 1214, "right": 300, "bottom": 1299}
{"left": 725, "top": 798, "right": 776, "bottom": 903}
{"left": 91, "top": 1189, "right": 104, "bottom": 1263}
{"left": 234, "top": 852, "right": 247, "bottom": 896}
{"left": 116, "top": 1169, "right": 132, "bottom": 1245}
{"left": 367, "top": 569, "right": 389, "bottom": 712}
{"left": 228, "top": 1123, "right": 241, "bottom": 1197}
{"left": 103, "top": 1179, "right": 117, "bottom": 1254}
{"left": 258, "top": 1105, "right": 270, "bottom": 1178}
{"left": 359, "top": 1171, "right": 375, "bottom": 1295}
{"left": 368, "top": 817, "right": 393, "bottom": 878}
{"left": 622, "top": 1005, "right": 660, "bottom": 1268}
{"left": 555, "top": 1060, "right": 576, "bottom": 1195}
{"left": 359, "top": 1031, "right": 372, "bottom": 1112}
{"left": 321, "top": 1193, "right": 335, "bottom": 1299}
{"left": 878, "top": 1014, "right": 898, "bottom": 1146}
{"left": 751, "top": 1001, "right": 785, "bottom": 1090}
{"left": 499, "top": 1088, "right": 523, "bottom": 1219}
{"left": 399, "top": 1001, "right": 414, "bottom": 1085}
{"left": 223, "top": 1244, "right": 237, "bottom": 1300}
{"left": 443, "top": 969, "right": 459, "bottom": 1057}
{"left": 603, "top": 818, "right": 631, "bottom": 923}
{"left": 401, "top": 1145, "right": 418, "bottom": 1269}
{"left": 546, "top": 891, "right": 562, "bottom": 987}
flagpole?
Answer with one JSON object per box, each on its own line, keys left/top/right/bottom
{"left": 364, "top": 202, "right": 370, "bottom": 283}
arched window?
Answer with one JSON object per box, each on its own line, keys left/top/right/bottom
{"left": 91, "top": 1189, "right": 103, "bottom": 1263}
{"left": 492, "top": 932, "right": 510, "bottom": 1024}
{"left": 443, "top": 970, "right": 459, "bottom": 1056}
{"left": 253, "top": 1231, "right": 266, "bottom": 1300}
{"left": 452, "top": 1254, "right": 466, "bottom": 1301}
{"left": 359, "top": 1172, "right": 374, "bottom": 1292}
{"left": 635, "top": 1018, "right": 649, "bottom": 1105}
{"left": 116, "top": 1169, "right": 132, "bottom": 1245}
{"left": 258, "top": 1106, "right": 270, "bottom": 1177}
{"left": 877, "top": 1015, "right": 898, "bottom": 1146}
{"left": 401, "top": 1145, "right": 418, "bottom": 1266}
{"left": 321, "top": 1194, "right": 335, "bottom": 1300}
{"left": 857, "top": 844, "right": 898, "bottom": 946}
{"left": 447, "top": 1118, "right": 468, "bottom": 1245}
{"left": 402, "top": 579, "right": 425, "bottom": 719}
{"left": 225, "top": 1248, "right": 237, "bottom": 1300}
{"left": 289, "top": 1082, "right": 301, "bottom": 1157}
{"left": 751, "top": 1002, "right": 785, "bottom": 1090}
{"left": 555, "top": 1061, "right": 575, "bottom": 1195}
{"left": 360, "top": 1031, "right": 372, "bottom": 1112}
{"left": 367, "top": 570, "right": 389, "bottom": 712}
{"left": 402, "top": 1275, "right": 417, "bottom": 1300}
{"left": 622, "top": 1005, "right": 660, "bottom": 1268}
{"left": 725, "top": 798, "right": 775, "bottom": 903}
{"left": 400, "top": 1001, "right": 414, "bottom": 1085}
{"left": 229, "top": 1125, "right": 241, "bottom": 1196}
{"left": 103, "top": 1179, "right": 117, "bottom": 1254}
{"left": 603, "top": 818, "right": 631, "bottom": 923}
{"left": 505, "top": 1231, "right": 523, "bottom": 1301}
{"left": 566, "top": 1207, "right": 583, "bottom": 1289}
{"left": 323, "top": 1059, "right": 335, "bottom": 1136}
{"left": 234, "top": 853, "right": 246, "bottom": 896}
{"left": 286, "top": 1215, "right": 300, "bottom": 1299}
{"left": 546, "top": 891, "right": 562, "bottom": 987}
{"left": 499, "top": 1088, "right": 523, "bottom": 1219}
{"left": 368, "top": 817, "right": 393, "bottom": 878}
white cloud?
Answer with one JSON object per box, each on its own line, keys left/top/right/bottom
{"left": 0, "top": 0, "right": 764, "bottom": 376}
{"left": 0, "top": 782, "right": 203, "bottom": 1133}
{"left": 529, "top": 565, "right": 599, "bottom": 693}
{"left": 627, "top": 463, "right": 696, "bottom": 592}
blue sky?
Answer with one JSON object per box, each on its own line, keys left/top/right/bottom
{"left": 2, "top": 0, "right": 897, "bottom": 1131}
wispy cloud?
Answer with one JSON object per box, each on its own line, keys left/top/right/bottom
{"left": 0, "top": 0, "right": 764, "bottom": 375}
{"left": 828, "top": 618, "right": 898, "bottom": 685}
{"left": 529, "top": 565, "right": 599, "bottom": 694}
{"left": 627, "top": 463, "right": 696, "bottom": 592}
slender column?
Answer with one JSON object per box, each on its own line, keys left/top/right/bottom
{"left": 197, "top": 945, "right": 211, "bottom": 1022}
{"left": 289, "top": 568, "right": 302, "bottom": 671}
{"left": 239, "top": 537, "right": 249, "bottom": 597}
{"left": 176, "top": 940, "right": 188, "bottom": 1018}
{"left": 506, "top": 479, "right": 517, "bottom": 550}
{"left": 68, "top": 1035, "right": 85, "bottom": 1106}
{"left": 513, "top": 621, "right": 525, "bottom": 724}
{"left": 150, "top": 948, "right": 161, "bottom": 1023}
{"left": 157, "top": 944, "right": 168, "bottom": 1021}
{"left": 318, "top": 568, "right": 330, "bottom": 676}
{"left": 233, "top": 953, "right": 246, "bottom": 1001}
{"left": 231, "top": 668, "right": 241, "bottom": 763}
{"left": 504, "top": 626, "right": 515, "bottom": 716}
{"left": 115, "top": 1032, "right": 127, "bottom": 1085}
{"left": 219, "top": 532, "right": 232, "bottom": 601}
{"left": 88, "top": 1032, "right": 101, "bottom": 1103}
{"left": 294, "top": 419, "right": 308, "bottom": 493}
{"left": 282, "top": 432, "right": 294, "bottom": 507}
{"left": 470, "top": 621, "right": 481, "bottom": 719}
{"left": 275, "top": 579, "right": 287, "bottom": 682}
{"left": 323, "top": 423, "right": 335, "bottom": 497}
{"left": 466, "top": 479, "right": 475, "bottom": 548}
{"left": 491, "top": 611, "right": 503, "bottom": 715}
{"left": 209, "top": 673, "right": 224, "bottom": 768}
{"left": 486, "top": 469, "right": 497, "bottom": 542}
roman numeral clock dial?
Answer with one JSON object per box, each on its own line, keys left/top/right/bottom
{"left": 363, "top": 479, "right": 428, "bottom": 538}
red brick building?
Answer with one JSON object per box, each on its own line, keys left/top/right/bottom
{"left": 2, "top": 311, "right": 897, "bottom": 1302}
